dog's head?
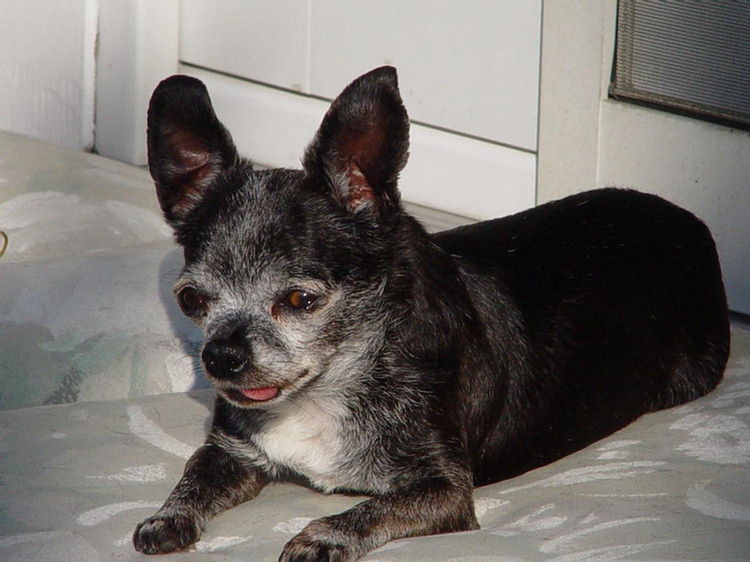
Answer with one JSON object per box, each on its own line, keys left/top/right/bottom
{"left": 147, "top": 67, "right": 410, "bottom": 408}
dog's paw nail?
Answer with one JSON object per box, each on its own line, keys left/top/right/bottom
{"left": 133, "top": 513, "right": 200, "bottom": 554}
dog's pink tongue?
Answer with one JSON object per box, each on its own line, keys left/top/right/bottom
{"left": 240, "top": 387, "right": 279, "bottom": 402}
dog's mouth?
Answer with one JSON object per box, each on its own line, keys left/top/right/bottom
{"left": 228, "top": 386, "right": 279, "bottom": 403}
{"left": 217, "top": 370, "right": 311, "bottom": 407}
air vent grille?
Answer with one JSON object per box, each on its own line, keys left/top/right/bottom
{"left": 611, "top": 0, "right": 750, "bottom": 129}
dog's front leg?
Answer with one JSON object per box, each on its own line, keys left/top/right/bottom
{"left": 279, "top": 477, "right": 478, "bottom": 562}
{"left": 133, "top": 443, "right": 266, "bottom": 554}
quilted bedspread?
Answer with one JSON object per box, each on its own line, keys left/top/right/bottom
{"left": 1, "top": 130, "right": 749, "bottom": 561}
{"left": 1, "top": 332, "right": 749, "bottom": 562}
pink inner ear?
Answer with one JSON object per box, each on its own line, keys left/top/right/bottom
{"left": 346, "top": 159, "right": 377, "bottom": 211}
{"left": 158, "top": 130, "right": 217, "bottom": 218}
{"left": 168, "top": 129, "right": 212, "bottom": 172}
{"left": 176, "top": 147, "right": 212, "bottom": 178}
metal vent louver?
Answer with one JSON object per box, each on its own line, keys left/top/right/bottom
{"left": 611, "top": 0, "right": 750, "bottom": 129}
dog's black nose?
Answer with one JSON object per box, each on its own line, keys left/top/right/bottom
{"left": 202, "top": 340, "right": 250, "bottom": 380}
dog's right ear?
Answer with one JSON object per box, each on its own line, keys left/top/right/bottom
{"left": 147, "top": 75, "right": 239, "bottom": 227}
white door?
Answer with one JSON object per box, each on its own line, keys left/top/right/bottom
{"left": 177, "top": 0, "right": 542, "bottom": 220}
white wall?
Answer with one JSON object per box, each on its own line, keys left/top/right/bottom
{"left": 0, "top": 0, "right": 178, "bottom": 161}
{"left": 0, "top": 0, "right": 97, "bottom": 151}
{"left": 95, "top": 0, "right": 179, "bottom": 165}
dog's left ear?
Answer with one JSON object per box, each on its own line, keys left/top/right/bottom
{"left": 303, "top": 66, "right": 409, "bottom": 220}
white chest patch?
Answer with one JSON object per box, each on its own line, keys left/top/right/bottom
{"left": 253, "top": 396, "right": 349, "bottom": 492}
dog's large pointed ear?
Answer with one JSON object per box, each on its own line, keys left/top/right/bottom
{"left": 147, "top": 75, "right": 239, "bottom": 226}
{"left": 303, "top": 66, "right": 409, "bottom": 221}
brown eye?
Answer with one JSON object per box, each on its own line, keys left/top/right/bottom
{"left": 284, "top": 290, "right": 318, "bottom": 311}
{"left": 177, "top": 287, "right": 207, "bottom": 316}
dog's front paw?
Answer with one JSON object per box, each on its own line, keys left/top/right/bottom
{"left": 279, "top": 518, "right": 361, "bottom": 562}
{"left": 133, "top": 512, "right": 201, "bottom": 554}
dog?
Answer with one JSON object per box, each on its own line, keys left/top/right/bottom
{"left": 133, "top": 66, "right": 730, "bottom": 562}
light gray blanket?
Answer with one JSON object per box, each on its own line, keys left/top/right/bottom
{"left": 1, "top": 330, "right": 749, "bottom": 561}
{"left": 1, "top": 130, "right": 748, "bottom": 561}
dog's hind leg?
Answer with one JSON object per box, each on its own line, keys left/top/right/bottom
{"left": 652, "top": 332, "right": 729, "bottom": 411}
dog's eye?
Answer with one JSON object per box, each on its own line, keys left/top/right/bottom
{"left": 271, "top": 289, "right": 324, "bottom": 319}
{"left": 177, "top": 287, "right": 208, "bottom": 316}
{"left": 285, "top": 290, "right": 318, "bottom": 311}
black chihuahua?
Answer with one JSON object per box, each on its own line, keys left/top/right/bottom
{"left": 134, "top": 66, "right": 730, "bottom": 562}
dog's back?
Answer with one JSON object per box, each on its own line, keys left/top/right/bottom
{"left": 434, "top": 188, "right": 730, "bottom": 483}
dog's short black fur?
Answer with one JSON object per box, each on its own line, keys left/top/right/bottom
{"left": 133, "top": 67, "right": 730, "bottom": 562}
